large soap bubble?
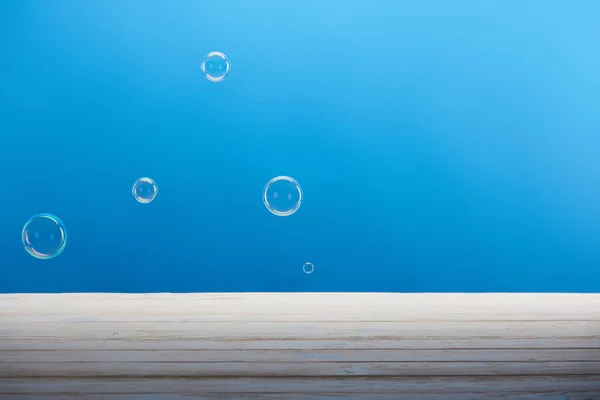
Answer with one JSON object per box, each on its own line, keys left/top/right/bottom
{"left": 262, "top": 176, "right": 303, "bottom": 216}
{"left": 22, "top": 213, "right": 68, "bottom": 260}
{"left": 201, "top": 51, "right": 231, "bottom": 82}
{"left": 132, "top": 177, "right": 158, "bottom": 204}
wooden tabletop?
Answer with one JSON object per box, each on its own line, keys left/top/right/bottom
{"left": 0, "top": 293, "right": 599, "bottom": 399}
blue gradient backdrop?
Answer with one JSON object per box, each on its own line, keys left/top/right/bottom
{"left": 1, "top": 1, "right": 599, "bottom": 293}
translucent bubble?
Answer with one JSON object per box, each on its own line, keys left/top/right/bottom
{"left": 302, "top": 262, "right": 315, "bottom": 274}
{"left": 22, "top": 213, "right": 67, "bottom": 260}
{"left": 132, "top": 177, "right": 158, "bottom": 204}
{"left": 263, "top": 176, "right": 303, "bottom": 216}
{"left": 201, "top": 51, "right": 231, "bottom": 82}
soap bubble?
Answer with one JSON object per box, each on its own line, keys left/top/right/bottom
{"left": 302, "top": 262, "right": 315, "bottom": 274}
{"left": 22, "top": 213, "right": 67, "bottom": 260}
{"left": 132, "top": 177, "right": 158, "bottom": 204}
{"left": 263, "top": 176, "right": 303, "bottom": 216}
{"left": 201, "top": 51, "right": 230, "bottom": 82}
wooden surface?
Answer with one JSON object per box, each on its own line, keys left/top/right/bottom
{"left": 0, "top": 293, "right": 599, "bottom": 399}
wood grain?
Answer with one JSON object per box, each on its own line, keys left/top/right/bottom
{"left": 0, "top": 293, "right": 599, "bottom": 399}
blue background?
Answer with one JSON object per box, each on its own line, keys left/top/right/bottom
{"left": 1, "top": 0, "right": 599, "bottom": 293}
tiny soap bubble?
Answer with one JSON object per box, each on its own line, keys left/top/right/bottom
{"left": 302, "top": 262, "right": 315, "bottom": 274}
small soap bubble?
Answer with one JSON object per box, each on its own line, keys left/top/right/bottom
{"left": 302, "top": 262, "right": 315, "bottom": 274}
{"left": 263, "top": 176, "right": 303, "bottom": 216}
{"left": 201, "top": 51, "right": 230, "bottom": 82}
{"left": 22, "top": 213, "right": 67, "bottom": 260}
{"left": 132, "top": 177, "right": 158, "bottom": 204}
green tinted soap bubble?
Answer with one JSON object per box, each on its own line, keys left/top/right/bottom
{"left": 21, "top": 213, "right": 67, "bottom": 260}
{"left": 132, "top": 177, "right": 158, "bottom": 204}
{"left": 201, "top": 51, "right": 230, "bottom": 82}
{"left": 263, "top": 176, "right": 303, "bottom": 216}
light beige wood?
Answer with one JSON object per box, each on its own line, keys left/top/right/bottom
{"left": 0, "top": 293, "right": 599, "bottom": 399}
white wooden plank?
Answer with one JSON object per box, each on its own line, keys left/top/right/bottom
{"left": 2, "top": 348, "right": 599, "bottom": 363}
{"left": 1, "top": 293, "right": 599, "bottom": 319}
{"left": 4, "top": 395, "right": 600, "bottom": 400}
{"left": 3, "top": 361, "right": 600, "bottom": 377}
{"left": 2, "top": 376, "right": 600, "bottom": 394}
{"left": 1, "top": 338, "right": 596, "bottom": 351}
{"left": 2, "top": 320, "right": 597, "bottom": 339}
{"left": 1, "top": 377, "right": 600, "bottom": 399}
